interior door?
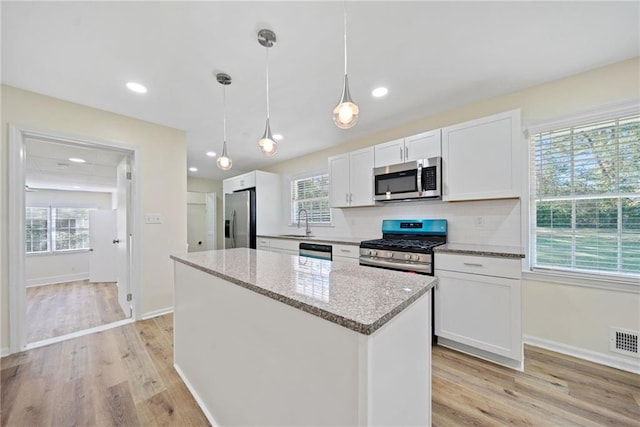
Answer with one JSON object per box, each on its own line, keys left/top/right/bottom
{"left": 115, "top": 157, "right": 131, "bottom": 316}
{"left": 89, "top": 209, "right": 118, "bottom": 282}
{"left": 187, "top": 192, "right": 207, "bottom": 252}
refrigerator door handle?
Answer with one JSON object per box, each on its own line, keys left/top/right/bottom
{"left": 231, "top": 210, "right": 237, "bottom": 248}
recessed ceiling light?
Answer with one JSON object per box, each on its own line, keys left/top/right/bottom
{"left": 206, "top": 151, "right": 217, "bottom": 157}
{"left": 372, "top": 87, "right": 388, "bottom": 98}
{"left": 126, "top": 82, "right": 147, "bottom": 94}
{"left": 189, "top": 167, "right": 198, "bottom": 172}
{"left": 273, "top": 134, "right": 283, "bottom": 141}
{"left": 68, "top": 157, "right": 86, "bottom": 163}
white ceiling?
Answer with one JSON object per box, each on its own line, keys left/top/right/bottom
{"left": 3, "top": 1, "right": 638, "bottom": 181}
{"left": 25, "top": 138, "right": 124, "bottom": 193}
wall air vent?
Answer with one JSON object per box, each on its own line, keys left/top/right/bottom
{"left": 609, "top": 327, "right": 639, "bottom": 357}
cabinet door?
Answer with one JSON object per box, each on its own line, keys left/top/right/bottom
{"left": 349, "top": 147, "right": 375, "bottom": 207}
{"left": 237, "top": 172, "right": 256, "bottom": 190}
{"left": 373, "top": 138, "right": 405, "bottom": 167}
{"left": 223, "top": 176, "right": 240, "bottom": 194}
{"left": 405, "top": 130, "right": 441, "bottom": 161}
{"left": 442, "top": 109, "right": 521, "bottom": 201}
{"left": 434, "top": 269, "right": 521, "bottom": 360}
{"left": 328, "top": 153, "right": 350, "bottom": 208}
{"left": 257, "top": 237, "right": 271, "bottom": 250}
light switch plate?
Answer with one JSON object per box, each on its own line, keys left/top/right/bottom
{"left": 145, "top": 213, "right": 162, "bottom": 224}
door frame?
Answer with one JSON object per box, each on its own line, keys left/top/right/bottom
{"left": 8, "top": 123, "right": 142, "bottom": 354}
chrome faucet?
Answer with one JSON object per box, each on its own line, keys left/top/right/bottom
{"left": 297, "top": 209, "right": 312, "bottom": 236}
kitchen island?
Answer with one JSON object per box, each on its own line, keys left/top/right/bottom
{"left": 171, "top": 248, "right": 436, "bottom": 426}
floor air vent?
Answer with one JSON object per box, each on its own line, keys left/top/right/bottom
{"left": 610, "top": 327, "right": 639, "bottom": 357}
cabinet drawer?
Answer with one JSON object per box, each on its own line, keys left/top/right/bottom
{"left": 333, "top": 244, "right": 359, "bottom": 259}
{"left": 435, "top": 253, "right": 520, "bottom": 279}
{"left": 257, "top": 238, "right": 270, "bottom": 249}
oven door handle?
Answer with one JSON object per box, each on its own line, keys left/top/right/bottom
{"left": 359, "top": 257, "right": 431, "bottom": 274}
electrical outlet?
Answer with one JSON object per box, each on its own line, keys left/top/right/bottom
{"left": 144, "top": 213, "right": 162, "bottom": 224}
{"left": 474, "top": 216, "right": 485, "bottom": 227}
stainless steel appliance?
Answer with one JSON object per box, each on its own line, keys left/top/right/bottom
{"left": 373, "top": 157, "right": 441, "bottom": 201}
{"left": 299, "top": 242, "right": 332, "bottom": 261}
{"left": 224, "top": 189, "right": 256, "bottom": 249}
{"left": 359, "top": 219, "right": 447, "bottom": 275}
{"left": 360, "top": 219, "right": 447, "bottom": 343}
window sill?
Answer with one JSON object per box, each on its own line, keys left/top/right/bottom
{"left": 523, "top": 269, "right": 640, "bottom": 294}
{"left": 26, "top": 249, "right": 91, "bottom": 257}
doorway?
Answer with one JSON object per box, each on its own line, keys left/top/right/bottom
{"left": 187, "top": 191, "right": 217, "bottom": 252}
{"left": 8, "top": 125, "right": 140, "bottom": 353}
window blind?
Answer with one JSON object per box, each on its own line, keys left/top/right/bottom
{"left": 291, "top": 174, "right": 331, "bottom": 224}
{"left": 530, "top": 114, "right": 640, "bottom": 276}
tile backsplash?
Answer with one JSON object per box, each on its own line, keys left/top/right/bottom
{"left": 287, "top": 198, "right": 522, "bottom": 247}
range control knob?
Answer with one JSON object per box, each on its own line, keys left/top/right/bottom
{"left": 369, "top": 249, "right": 377, "bottom": 257}
{"left": 404, "top": 254, "right": 413, "bottom": 261}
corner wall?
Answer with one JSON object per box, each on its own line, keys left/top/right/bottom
{"left": 264, "top": 57, "right": 640, "bottom": 370}
{"left": 1, "top": 85, "right": 187, "bottom": 352}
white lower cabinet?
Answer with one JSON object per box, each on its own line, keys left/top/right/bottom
{"left": 267, "top": 238, "right": 299, "bottom": 255}
{"left": 257, "top": 238, "right": 271, "bottom": 250}
{"left": 435, "top": 253, "right": 522, "bottom": 364}
{"left": 332, "top": 244, "right": 359, "bottom": 264}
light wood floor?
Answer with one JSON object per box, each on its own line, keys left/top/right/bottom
{"left": 2, "top": 314, "right": 639, "bottom": 426}
{"left": 26, "top": 280, "right": 128, "bottom": 343}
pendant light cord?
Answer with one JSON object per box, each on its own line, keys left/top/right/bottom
{"left": 265, "top": 47, "right": 270, "bottom": 120}
{"left": 343, "top": 0, "right": 348, "bottom": 75}
{"left": 223, "top": 84, "right": 227, "bottom": 142}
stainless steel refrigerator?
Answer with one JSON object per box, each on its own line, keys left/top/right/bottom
{"left": 224, "top": 189, "right": 256, "bottom": 249}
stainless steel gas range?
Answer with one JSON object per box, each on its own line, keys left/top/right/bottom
{"left": 359, "top": 219, "right": 447, "bottom": 276}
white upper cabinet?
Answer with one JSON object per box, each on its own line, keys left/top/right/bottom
{"left": 373, "top": 138, "right": 405, "bottom": 167}
{"left": 441, "top": 109, "right": 521, "bottom": 201}
{"left": 223, "top": 171, "right": 256, "bottom": 194}
{"left": 405, "top": 130, "right": 441, "bottom": 162}
{"left": 328, "top": 147, "right": 375, "bottom": 208}
{"left": 373, "top": 130, "right": 442, "bottom": 168}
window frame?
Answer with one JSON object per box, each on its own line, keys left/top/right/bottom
{"left": 289, "top": 172, "right": 332, "bottom": 226}
{"left": 525, "top": 101, "right": 640, "bottom": 290}
{"left": 25, "top": 206, "right": 92, "bottom": 255}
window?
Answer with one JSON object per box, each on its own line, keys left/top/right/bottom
{"left": 530, "top": 113, "right": 639, "bottom": 277}
{"left": 291, "top": 174, "right": 331, "bottom": 224}
{"left": 25, "top": 207, "right": 91, "bottom": 254}
{"left": 25, "top": 207, "right": 49, "bottom": 253}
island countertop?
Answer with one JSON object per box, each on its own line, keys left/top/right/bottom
{"left": 171, "top": 248, "right": 436, "bottom": 335}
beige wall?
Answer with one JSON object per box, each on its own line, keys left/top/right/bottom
{"left": 1, "top": 85, "right": 187, "bottom": 352}
{"left": 187, "top": 176, "right": 223, "bottom": 249}
{"left": 264, "top": 57, "right": 640, "bottom": 367}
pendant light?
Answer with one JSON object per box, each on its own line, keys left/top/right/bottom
{"left": 216, "top": 72, "right": 233, "bottom": 171}
{"left": 333, "top": 1, "right": 359, "bottom": 129}
{"left": 257, "top": 29, "right": 277, "bottom": 156}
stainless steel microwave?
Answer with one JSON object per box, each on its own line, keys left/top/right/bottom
{"left": 373, "top": 157, "right": 442, "bottom": 201}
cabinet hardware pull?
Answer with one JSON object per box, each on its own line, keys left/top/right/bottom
{"left": 463, "top": 262, "right": 483, "bottom": 267}
{"left": 400, "top": 147, "right": 403, "bottom": 160}
{"left": 345, "top": 193, "right": 349, "bottom": 203}
{"left": 340, "top": 249, "right": 350, "bottom": 253}
{"left": 405, "top": 146, "right": 408, "bottom": 159}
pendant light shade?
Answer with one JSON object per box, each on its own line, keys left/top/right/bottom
{"left": 216, "top": 73, "right": 233, "bottom": 171}
{"left": 333, "top": 1, "right": 359, "bottom": 129}
{"left": 258, "top": 29, "right": 277, "bottom": 156}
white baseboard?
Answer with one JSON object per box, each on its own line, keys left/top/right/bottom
{"left": 436, "top": 337, "right": 524, "bottom": 371}
{"left": 1, "top": 347, "right": 9, "bottom": 357}
{"left": 141, "top": 306, "right": 174, "bottom": 320}
{"left": 174, "top": 363, "right": 220, "bottom": 426}
{"left": 26, "top": 272, "right": 89, "bottom": 287}
{"left": 524, "top": 334, "right": 640, "bottom": 374}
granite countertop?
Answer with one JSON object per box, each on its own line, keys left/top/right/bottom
{"left": 434, "top": 243, "right": 525, "bottom": 259}
{"left": 171, "top": 248, "right": 435, "bottom": 335}
{"left": 258, "top": 234, "right": 370, "bottom": 246}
